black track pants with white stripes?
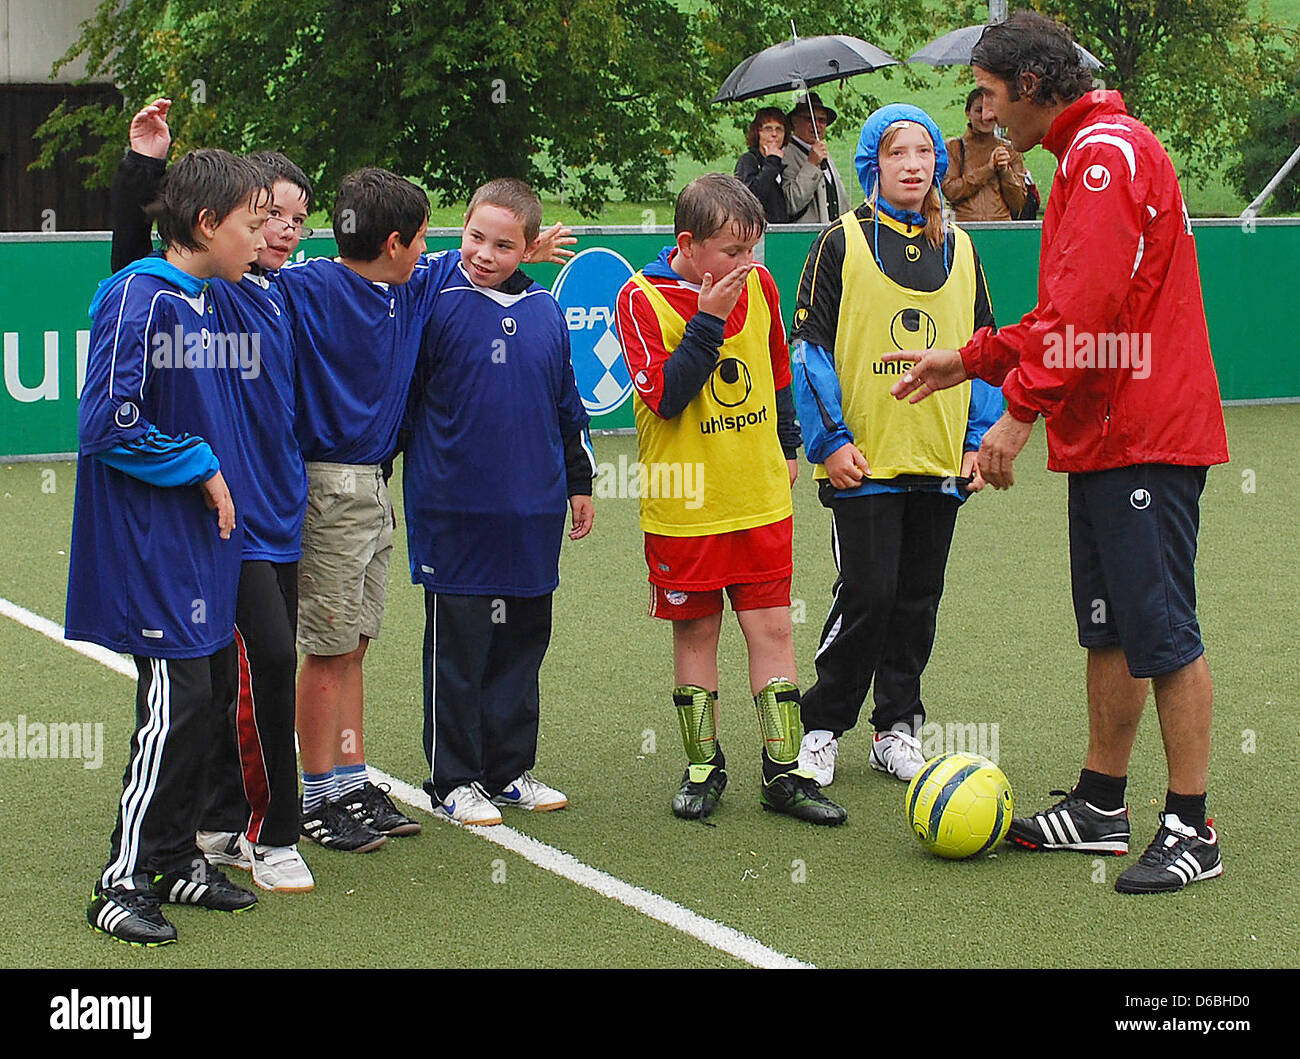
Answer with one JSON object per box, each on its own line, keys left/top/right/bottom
{"left": 200, "top": 560, "right": 301, "bottom": 847}
{"left": 101, "top": 646, "right": 237, "bottom": 890}
{"left": 801, "top": 488, "right": 959, "bottom": 738}
{"left": 422, "top": 591, "right": 552, "bottom": 804}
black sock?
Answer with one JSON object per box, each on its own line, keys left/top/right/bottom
{"left": 1165, "top": 791, "right": 1209, "bottom": 838}
{"left": 1072, "top": 768, "right": 1126, "bottom": 812}
{"left": 761, "top": 750, "right": 794, "bottom": 784}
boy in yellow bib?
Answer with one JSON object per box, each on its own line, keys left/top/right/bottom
{"left": 616, "top": 174, "right": 846, "bottom": 825}
{"left": 790, "top": 104, "right": 1002, "bottom": 787}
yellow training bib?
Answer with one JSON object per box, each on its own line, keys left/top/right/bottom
{"left": 631, "top": 269, "right": 792, "bottom": 535}
{"left": 816, "top": 214, "right": 976, "bottom": 482}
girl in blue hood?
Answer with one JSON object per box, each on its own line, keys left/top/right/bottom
{"left": 788, "top": 104, "right": 1003, "bottom": 787}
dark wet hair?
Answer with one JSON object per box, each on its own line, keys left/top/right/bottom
{"left": 333, "top": 167, "right": 429, "bottom": 261}
{"left": 247, "top": 150, "right": 314, "bottom": 212}
{"left": 155, "top": 148, "right": 271, "bottom": 253}
{"left": 674, "top": 173, "right": 766, "bottom": 243}
{"left": 971, "top": 11, "right": 1094, "bottom": 106}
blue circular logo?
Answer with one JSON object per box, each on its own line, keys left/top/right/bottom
{"left": 552, "top": 247, "right": 635, "bottom": 416}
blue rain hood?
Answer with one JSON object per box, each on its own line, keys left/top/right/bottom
{"left": 88, "top": 253, "right": 208, "bottom": 319}
{"left": 853, "top": 103, "right": 951, "bottom": 273}
{"left": 854, "top": 103, "right": 949, "bottom": 223}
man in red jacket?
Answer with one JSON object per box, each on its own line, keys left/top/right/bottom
{"left": 888, "top": 12, "right": 1229, "bottom": 895}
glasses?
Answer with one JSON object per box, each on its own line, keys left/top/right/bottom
{"left": 267, "top": 215, "right": 314, "bottom": 239}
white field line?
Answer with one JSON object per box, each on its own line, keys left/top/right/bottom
{"left": 2, "top": 596, "right": 813, "bottom": 970}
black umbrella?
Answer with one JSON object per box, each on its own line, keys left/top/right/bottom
{"left": 712, "top": 34, "right": 899, "bottom": 104}
{"left": 908, "top": 24, "right": 1103, "bottom": 70}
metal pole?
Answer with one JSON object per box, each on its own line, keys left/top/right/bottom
{"left": 1239, "top": 142, "right": 1300, "bottom": 220}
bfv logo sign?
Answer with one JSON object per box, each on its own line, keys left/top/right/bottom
{"left": 553, "top": 247, "right": 635, "bottom": 417}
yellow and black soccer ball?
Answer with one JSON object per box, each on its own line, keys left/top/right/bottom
{"left": 905, "top": 752, "right": 1013, "bottom": 859}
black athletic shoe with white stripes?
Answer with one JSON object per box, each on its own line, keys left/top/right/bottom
{"left": 154, "top": 866, "right": 258, "bottom": 912}
{"left": 87, "top": 884, "right": 177, "bottom": 946}
{"left": 343, "top": 781, "right": 422, "bottom": 836}
{"left": 301, "top": 797, "right": 388, "bottom": 852}
{"left": 1006, "top": 789, "right": 1130, "bottom": 853}
{"left": 1114, "top": 814, "right": 1223, "bottom": 894}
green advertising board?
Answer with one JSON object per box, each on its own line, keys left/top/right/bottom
{"left": 2, "top": 220, "right": 1296, "bottom": 458}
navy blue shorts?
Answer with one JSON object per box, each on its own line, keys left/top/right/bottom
{"left": 1068, "top": 464, "right": 1209, "bottom": 678}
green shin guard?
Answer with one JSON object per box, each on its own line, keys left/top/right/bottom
{"left": 673, "top": 685, "right": 718, "bottom": 768}
{"left": 754, "top": 678, "right": 803, "bottom": 767}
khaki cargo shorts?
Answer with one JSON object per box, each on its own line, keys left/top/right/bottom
{"left": 297, "top": 462, "right": 394, "bottom": 656}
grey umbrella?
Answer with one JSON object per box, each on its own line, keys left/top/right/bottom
{"left": 712, "top": 34, "right": 899, "bottom": 104}
{"left": 908, "top": 24, "right": 1103, "bottom": 70}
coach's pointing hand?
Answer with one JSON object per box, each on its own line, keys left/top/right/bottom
{"left": 883, "top": 348, "right": 968, "bottom": 403}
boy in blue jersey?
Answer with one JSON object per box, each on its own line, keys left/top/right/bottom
{"left": 279, "top": 171, "right": 575, "bottom": 846}
{"left": 277, "top": 168, "right": 439, "bottom": 850}
{"left": 109, "top": 99, "right": 323, "bottom": 890}
{"left": 404, "top": 178, "right": 594, "bottom": 826}
{"left": 69, "top": 148, "right": 271, "bottom": 946}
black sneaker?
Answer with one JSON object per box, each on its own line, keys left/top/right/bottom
{"left": 759, "top": 768, "right": 847, "bottom": 826}
{"left": 672, "top": 763, "right": 727, "bottom": 820}
{"left": 1006, "top": 789, "right": 1130, "bottom": 853}
{"left": 1115, "top": 814, "right": 1223, "bottom": 894}
{"left": 300, "top": 797, "right": 388, "bottom": 852}
{"left": 342, "top": 781, "right": 422, "bottom": 836}
{"left": 88, "top": 884, "right": 178, "bottom": 946}
{"left": 154, "top": 865, "right": 258, "bottom": 912}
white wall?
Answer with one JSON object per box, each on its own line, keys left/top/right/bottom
{"left": 1, "top": 0, "right": 110, "bottom": 83}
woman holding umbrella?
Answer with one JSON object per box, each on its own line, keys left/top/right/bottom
{"left": 788, "top": 103, "right": 1003, "bottom": 787}
{"left": 735, "top": 107, "right": 792, "bottom": 223}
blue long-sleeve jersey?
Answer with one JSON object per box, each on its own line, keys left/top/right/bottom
{"left": 278, "top": 253, "right": 459, "bottom": 466}
{"left": 67, "top": 267, "right": 245, "bottom": 657}
{"left": 403, "top": 257, "right": 593, "bottom": 597}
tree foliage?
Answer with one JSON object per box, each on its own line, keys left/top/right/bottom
{"left": 35, "top": 0, "right": 949, "bottom": 215}
{"left": 1229, "top": 49, "right": 1300, "bottom": 215}
{"left": 1029, "top": 0, "right": 1295, "bottom": 183}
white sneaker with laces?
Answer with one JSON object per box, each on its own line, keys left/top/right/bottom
{"left": 438, "top": 783, "right": 503, "bottom": 826}
{"left": 492, "top": 770, "right": 568, "bottom": 811}
{"left": 197, "top": 829, "right": 250, "bottom": 869}
{"left": 870, "top": 730, "right": 926, "bottom": 781}
{"left": 798, "top": 730, "right": 839, "bottom": 787}
{"left": 239, "top": 834, "right": 315, "bottom": 893}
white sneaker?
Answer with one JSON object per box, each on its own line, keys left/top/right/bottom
{"left": 798, "top": 730, "right": 839, "bottom": 787}
{"left": 239, "top": 834, "right": 315, "bottom": 893}
{"left": 197, "top": 830, "right": 250, "bottom": 870}
{"left": 438, "top": 783, "right": 502, "bottom": 826}
{"left": 492, "top": 770, "right": 568, "bottom": 811}
{"left": 870, "top": 730, "right": 926, "bottom": 781}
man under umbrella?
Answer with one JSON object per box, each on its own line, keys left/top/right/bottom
{"left": 783, "top": 92, "right": 851, "bottom": 224}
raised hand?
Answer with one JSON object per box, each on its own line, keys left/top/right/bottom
{"left": 129, "top": 98, "right": 172, "bottom": 160}
{"left": 526, "top": 222, "right": 577, "bottom": 265}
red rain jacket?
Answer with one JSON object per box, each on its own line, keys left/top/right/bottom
{"left": 959, "top": 91, "right": 1228, "bottom": 473}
